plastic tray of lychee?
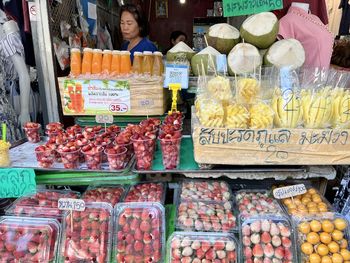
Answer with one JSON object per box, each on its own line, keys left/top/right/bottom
{"left": 293, "top": 213, "right": 350, "bottom": 263}
{"left": 278, "top": 186, "right": 335, "bottom": 218}
{"left": 9, "top": 138, "right": 135, "bottom": 173}
{"left": 239, "top": 214, "right": 299, "bottom": 263}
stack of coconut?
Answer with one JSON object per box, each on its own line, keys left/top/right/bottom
{"left": 166, "top": 12, "right": 305, "bottom": 76}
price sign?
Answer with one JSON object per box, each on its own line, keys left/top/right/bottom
{"left": 164, "top": 64, "right": 189, "bottom": 90}
{"left": 223, "top": 0, "right": 283, "bottom": 17}
{"left": 0, "top": 168, "right": 36, "bottom": 198}
{"left": 109, "top": 103, "right": 129, "bottom": 113}
{"left": 273, "top": 184, "right": 307, "bottom": 199}
{"left": 95, "top": 115, "right": 114, "bottom": 124}
{"left": 58, "top": 198, "right": 86, "bottom": 211}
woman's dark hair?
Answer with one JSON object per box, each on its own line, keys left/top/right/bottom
{"left": 170, "top": 31, "right": 187, "bottom": 43}
{"left": 120, "top": 4, "right": 149, "bottom": 37}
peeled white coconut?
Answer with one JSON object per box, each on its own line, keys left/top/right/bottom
{"left": 191, "top": 46, "right": 221, "bottom": 76}
{"left": 264, "top": 39, "right": 305, "bottom": 69}
{"left": 207, "top": 23, "right": 240, "bottom": 54}
{"left": 228, "top": 43, "right": 262, "bottom": 75}
{"left": 240, "top": 12, "right": 279, "bottom": 49}
{"left": 166, "top": 41, "right": 195, "bottom": 62}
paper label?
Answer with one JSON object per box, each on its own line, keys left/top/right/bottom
{"left": 273, "top": 184, "right": 307, "bottom": 199}
{"left": 58, "top": 198, "right": 86, "bottom": 211}
{"left": 223, "top": 0, "right": 283, "bottom": 17}
{"left": 87, "top": 2, "right": 97, "bottom": 19}
{"left": 62, "top": 79, "right": 130, "bottom": 115}
{"left": 28, "top": 2, "right": 37, "bottom": 22}
{"left": 164, "top": 64, "right": 189, "bottom": 90}
{"left": 95, "top": 115, "right": 114, "bottom": 124}
{"left": 0, "top": 168, "right": 36, "bottom": 198}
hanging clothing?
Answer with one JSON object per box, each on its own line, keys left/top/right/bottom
{"left": 339, "top": 0, "right": 350, "bottom": 35}
{"left": 273, "top": 0, "right": 329, "bottom": 25}
{"left": 326, "top": 0, "right": 343, "bottom": 35}
{"left": 278, "top": 6, "right": 334, "bottom": 69}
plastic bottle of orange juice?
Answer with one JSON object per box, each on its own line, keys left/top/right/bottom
{"left": 91, "top": 49, "right": 103, "bottom": 74}
{"left": 132, "top": 52, "right": 143, "bottom": 74}
{"left": 111, "top": 51, "right": 121, "bottom": 75}
{"left": 152, "top": 51, "right": 164, "bottom": 76}
{"left": 142, "top": 51, "right": 153, "bottom": 75}
{"left": 81, "top": 48, "right": 93, "bottom": 75}
{"left": 70, "top": 48, "right": 81, "bottom": 76}
{"left": 120, "top": 51, "right": 131, "bottom": 74}
{"left": 101, "top": 50, "right": 112, "bottom": 74}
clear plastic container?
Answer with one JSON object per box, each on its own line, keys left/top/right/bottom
{"left": 0, "top": 216, "right": 61, "bottom": 262}
{"left": 167, "top": 231, "right": 239, "bottom": 262}
{"left": 159, "top": 135, "right": 182, "bottom": 169}
{"left": 131, "top": 135, "right": 156, "bottom": 170}
{"left": 6, "top": 189, "right": 80, "bottom": 219}
{"left": 82, "top": 185, "right": 127, "bottom": 206}
{"left": 295, "top": 213, "right": 350, "bottom": 263}
{"left": 34, "top": 145, "right": 55, "bottom": 168}
{"left": 176, "top": 201, "right": 237, "bottom": 232}
{"left": 279, "top": 186, "right": 334, "bottom": 216}
{"left": 113, "top": 202, "right": 165, "bottom": 263}
{"left": 60, "top": 202, "right": 113, "bottom": 263}
{"left": 240, "top": 214, "right": 298, "bottom": 263}
{"left": 124, "top": 182, "right": 166, "bottom": 204}
{"left": 235, "top": 190, "right": 284, "bottom": 217}
{"left": 180, "top": 180, "right": 232, "bottom": 202}
{"left": 23, "top": 122, "right": 41, "bottom": 143}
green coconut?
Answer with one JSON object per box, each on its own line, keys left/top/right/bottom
{"left": 207, "top": 23, "right": 240, "bottom": 55}
{"left": 228, "top": 43, "right": 262, "bottom": 75}
{"left": 191, "top": 46, "right": 221, "bottom": 76}
{"left": 166, "top": 41, "right": 195, "bottom": 62}
{"left": 264, "top": 39, "right": 305, "bottom": 69}
{"left": 240, "top": 12, "right": 279, "bottom": 49}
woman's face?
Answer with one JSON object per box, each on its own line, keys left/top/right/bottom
{"left": 120, "top": 11, "right": 140, "bottom": 40}
{"left": 172, "top": 35, "right": 186, "bottom": 45}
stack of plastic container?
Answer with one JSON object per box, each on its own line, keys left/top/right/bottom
{"left": 167, "top": 180, "right": 239, "bottom": 262}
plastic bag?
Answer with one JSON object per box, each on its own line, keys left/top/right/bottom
{"left": 224, "top": 100, "right": 250, "bottom": 128}
{"left": 207, "top": 75, "right": 233, "bottom": 102}
{"left": 249, "top": 100, "right": 274, "bottom": 129}
{"left": 60, "top": 21, "right": 71, "bottom": 39}
{"left": 271, "top": 67, "right": 303, "bottom": 128}
{"left": 53, "top": 37, "right": 70, "bottom": 70}
{"left": 197, "top": 98, "right": 224, "bottom": 127}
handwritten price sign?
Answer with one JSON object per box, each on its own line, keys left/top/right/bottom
{"left": 223, "top": 0, "right": 283, "bottom": 17}
{"left": 273, "top": 184, "right": 307, "bottom": 199}
{"left": 58, "top": 198, "right": 86, "bottom": 211}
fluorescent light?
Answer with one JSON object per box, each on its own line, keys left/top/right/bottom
{"left": 180, "top": 0, "right": 186, "bottom": 4}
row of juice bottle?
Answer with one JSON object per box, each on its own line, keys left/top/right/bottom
{"left": 70, "top": 48, "right": 164, "bottom": 77}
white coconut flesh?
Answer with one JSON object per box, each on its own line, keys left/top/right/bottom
{"left": 242, "top": 12, "right": 278, "bottom": 36}
{"left": 266, "top": 39, "right": 305, "bottom": 69}
{"left": 168, "top": 41, "right": 194, "bottom": 53}
{"left": 197, "top": 46, "right": 221, "bottom": 56}
{"left": 208, "top": 23, "right": 240, "bottom": 39}
{"left": 228, "top": 43, "right": 262, "bottom": 74}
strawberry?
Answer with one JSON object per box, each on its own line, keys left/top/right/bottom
{"left": 140, "top": 220, "right": 151, "bottom": 232}
{"left": 134, "top": 240, "right": 144, "bottom": 252}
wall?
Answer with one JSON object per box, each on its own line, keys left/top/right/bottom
{"left": 144, "top": 0, "right": 215, "bottom": 52}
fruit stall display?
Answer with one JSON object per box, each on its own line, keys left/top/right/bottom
{"left": 82, "top": 185, "right": 127, "bottom": 206}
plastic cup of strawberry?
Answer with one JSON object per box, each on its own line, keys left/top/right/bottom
{"left": 177, "top": 201, "right": 236, "bottom": 232}
{"left": 35, "top": 145, "right": 55, "bottom": 168}
{"left": 163, "top": 112, "right": 184, "bottom": 126}
{"left": 159, "top": 131, "right": 182, "bottom": 169}
{"left": 180, "top": 181, "right": 232, "bottom": 202}
{"left": 106, "top": 124, "right": 121, "bottom": 136}
{"left": 131, "top": 134, "right": 156, "bottom": 170}
{"left": 114, "top": 203, "right": 165, "bottom": 263}
{"left": 66, "top": 124, "right": 82, "bottom": 137}
{"left": 61, "top": 203, "right": 113, "bottom": 262}
{"left": 140, "top": 118, "right": 161, "bottom": 130}
{"left": 46, "top": 131, "right": 68, "bottom": 144}
{"left": 81, "top": 144, "right": 104, "bottom": 170}
{"left": 105, "top": 146, "right": 127, "bottom": 170}
{"left": 241, "top": 216, "right": 295, "bottom": 263}
{"left": 57, "top": 142, "right": 81, "bottom": 169}
{"left": 168, "top": 232, "right": 238, "bottom": 262}
{"left": 0, "top": 217, "right": 60, "bottom": 262}
{"left": 113, "top": 141, "right": 133, "bottom": 162}
{"left": 23, "top": 122, "right": 41, "bottom": 143}
{"left": 82, "top": 126, "right": 102, "bottom": 140}
{"left": 82, "top": 186, "right": 125, "bottom": 206}
{"left": 94, "top": 136, "right": 112, "bottom": 163}
{"left": 124, "top": 183, "right": 164, "bottom": 203}
{"left": 45, "top": 122, "right": 64, "bottom": 137}
{"left": 45, "top": 143, "right": 62, "bottom": 162}
{"left": 6, "top": 190, "right": 80, "bottom": 218}
{"left": 73, "top": 135, "right": 90, "bottom": 163}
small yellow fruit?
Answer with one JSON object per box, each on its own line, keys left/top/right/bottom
{"left": 310, "top": 253, "right": 322, "bottom": 263}
{"left": 340, "top": 239, "right": 348, "bottom": 249}
{"left": 307, "top": 202, "right": 318, "bottom": 208}
{"left": 309, "top": 207, "right": 320, "bottom": 214}
{"left": 332, "top": 253, "right": 344, "bottom": 263}
{"left": 308, "top": 188, "right": 317, "bottom": 195}
{"left": 310, "top": 220, "right": 322, "bottom": 232}
{"left": 299, "top": 222, "right": 311, "bottom": 234}
{"left": 302, "top": 242, "right": 315, "bottom": 255}
{"left": 307, "top": 232, "right": 320, "bottom": 245}
{"left": 320, "top": 232, "right": 332, "bottom": 244}
{"left": 317, "top": 244, "right": 329, "bottom": 256}
{"left": 334, "top": 218, "right": 348, "bottom": 231}
{"left": 322, "top": 220, "right": 335, "bottom": 233}
{"left": 332, "top": 230, "right": 344, "bottom": 241}
{"left": 321, "top": 256, "right": 332, "bottom": 263}
{"left": 328, "top": 241, "right": 340, "bottom": 253}
{"left": 319, "top": 206, "right": 328, "bottom": 212}
{"left": 341, "top": 249, "right": 350, "bottom": 260}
